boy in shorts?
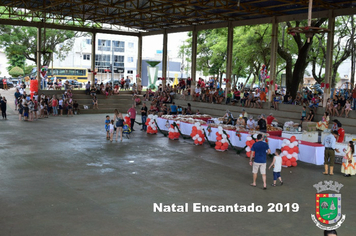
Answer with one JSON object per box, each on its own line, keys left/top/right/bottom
{"left": 105, "top": 115, "right": 110, "bottom": 140}
{"left": 268, "top": 149, "right": 283, "bottom": 186}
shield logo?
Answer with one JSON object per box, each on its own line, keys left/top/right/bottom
{"left": 315, "top": 193, "right": 342, "bottom": 225}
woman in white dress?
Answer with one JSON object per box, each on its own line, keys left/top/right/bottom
{"left": 341, "top": 141, "right": 355, "bottom": 177}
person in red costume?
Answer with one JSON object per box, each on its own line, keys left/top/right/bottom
{"left": 337, "top": 122, "right": 345, "bottom": 143}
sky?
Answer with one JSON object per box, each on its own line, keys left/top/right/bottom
{"left": 142, "top": 32, "right": 189, "bottom": 62}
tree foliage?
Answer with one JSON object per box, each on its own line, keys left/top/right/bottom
{"left": 310, "top": 16, "right": 356, "bottom": 87}
{"left": 0, "top": 25, "right": 84, "bottom": 72}
{"left": 9, "top": 66, "right": 24, "bottom": 77}
{"left": 179, "top": 16, "right": 355, "bottom": 97}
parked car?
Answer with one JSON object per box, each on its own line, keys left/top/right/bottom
{"left": 0, "top": 78, "right": 14, "bottom": 89}
{"left": 62, "top": 79, "right": 83, "bottom": 89}
{"left": 155, "top": 79, "right": 173, "bottom": 87}
{"left": 102, "top": 79, "right": 120, "bottom": 85}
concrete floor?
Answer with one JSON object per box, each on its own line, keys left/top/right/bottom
{"left": 1, "top": 88, "right": 356, "bottom": 236}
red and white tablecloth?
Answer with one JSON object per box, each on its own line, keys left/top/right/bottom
{"left": 156, "top": 118, "right": 325, "bottom": 165}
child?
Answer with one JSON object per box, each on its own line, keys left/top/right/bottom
{"left": 300, "top": 106, "right": 306, "bottom": 125}
{"left": 109, "top": 120, "right": 115, "bottom": 142}
{"left": 23, "top": 103, "right": 29, "bottom": 121}
{"left": 59, "top": 98, "right": 63, "bottom": 116}
{"left": 105, "top": 115, "right": 110, "bottom": 140}
{"left": 268, "top": 149, "right": 283, "bottom": 186}
{"left": 18, "top": 103, "right": 23, "bottom": 120}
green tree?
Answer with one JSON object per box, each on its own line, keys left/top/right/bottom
{"left": 310, "top": 16, "right": 356, "bottom": 87}
{"left": 0, "top": 25, "right": 83, "bottom": 70}
{"left": 277, "top": 19, "right": 327, "bottom": 98}
{"left": 7, "top": 54, "right": 26, "bottom": 72}
{"left": 9, "top": 66, "right": 24, "bottom": 77}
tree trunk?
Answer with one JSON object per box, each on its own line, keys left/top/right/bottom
{"left": 331, "top": 66, "right": 338, "bottom": 88}
{"left": 242, "top": 72, "right": 252, "bottom": 91}
{"left": 289, "top": 41, "right": 313, "bottom": 98}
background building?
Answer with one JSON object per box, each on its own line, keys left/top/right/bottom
{"left": 52, "top": 33, "right": 138, "bottom": 82}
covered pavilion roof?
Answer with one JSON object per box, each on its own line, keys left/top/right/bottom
{"left": 0, "top": 0, "right": 355, "bottom": 35}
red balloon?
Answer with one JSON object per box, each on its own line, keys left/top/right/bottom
{"left": 246, "top": 151, "right": 251, "bottom": 157}
{"left": 282, "top": 156, "right": 288, "bottom": 162}
{"left": 292, "top": 161, "right": 298, "bottom": 167}
{"left": 288, "top": 149, "right": 294, "bottom": 154}
{"left": 284, "top": 146, "right": 290, "bottom": 151}
{"left": 223, "top": 142, "right": 229, "bottom": 147}
{"left": 290, "top": 157, "right": 296, "bottom": 162}
{"left": 290, "top": 136, "right": 296, "bottom": 143}
{"left": 294, "top": 147, "right": 299, "bottom": 153}
{"left": 282, "top": 160, "right": 286, "bottom": 166}
{"left": 286, "top": 160, "right": 292, "bottom": 167}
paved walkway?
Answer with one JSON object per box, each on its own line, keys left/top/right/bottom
{"left": 0, "top": 88, "right": 355, "bottom": 236}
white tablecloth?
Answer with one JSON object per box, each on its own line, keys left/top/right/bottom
{"left": 156, "top": 118, "right": 325, "bottom": 165}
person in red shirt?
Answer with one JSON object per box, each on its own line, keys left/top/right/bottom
{"left": 197, "top": 78, "right": 202, "bottom": 87}
{"left": 266, "top": 113, "right": 278, "bottom": 125}
{"left": 337, "top": 122, "right": 345, "bottom": 143}
{"left": 127, "top": 104, "right": 136, "bottom": 131}
{"left": 3, "top": 76, "right": 8, "bottom": 90}
{"left": 200, "top": 79, "right": 205, "bottom": 89}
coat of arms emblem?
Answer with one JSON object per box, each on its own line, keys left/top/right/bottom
{"left": 311, "top": 181, "right": 346, "bottom": 230}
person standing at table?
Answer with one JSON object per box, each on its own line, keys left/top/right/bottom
{"left": 257, "top": 114, "right": 267, "bottom": 133}
{"left": 266, "top": 113, "right": 278, "bottom": 125}
{"left": 250, "top": 134, "right": 271, "bottom": 189}
{"left": 246, "top": 116, "right": 256, "bottom": 130}
{"left": 322, "top": 131, "right": 340, "bottom": 175}
{"left": 336, "top": 122, "right": 345, "bottom": 143}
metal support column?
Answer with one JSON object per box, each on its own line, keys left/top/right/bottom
{"left": 91, "top": 32, "right": 96, "bottom": 85}
{"left": 137, "top": 33, "right": 143, "bottom": 89}
{"left": 162, "top": 29, "right": 168, "bottom": 90}
{"left": 323, "top": 11, "right": 335, "bottom": 107}
{"left": 37, "top": 27, "right": 41, "bottom": 90}
{"left": 269, "top": 17, "right": 278, "bottom": 103}
{"left": 226, "top": 21, "right": 234, "bottom": 97}
{"left": 191, "top": 26, "right": 198, "bottom": 98}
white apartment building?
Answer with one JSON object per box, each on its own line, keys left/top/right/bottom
{"left": 52, "top": 33, "right": 138, "bottom": 82}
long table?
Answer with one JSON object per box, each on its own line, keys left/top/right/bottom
{"left": 157, "top": 118, "right": 325, "bottom": 165}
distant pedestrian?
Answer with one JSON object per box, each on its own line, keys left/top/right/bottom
{"left": 1, "top": 96, "right": 7, "bottom": 119}
{"left": 85, "top": 82, "right": 91, "bottom": 95}
{"left": 250, "top": 134, "right": 271, "bottom": 189}
{"left": 3, "top": 76, "right": 8, "bottom": 90}
{"left": 125, "top": 76, "right": 130, "bottom": 90}
{"left": 141, "top": 103, "right": 147, "bottom": 131}
{"left": 127, "top": 104, "right": 136, "bottom": 131}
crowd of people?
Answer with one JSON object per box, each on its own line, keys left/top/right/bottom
{"left": 13, "top": 88, "right": 80, "bottom": 121}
